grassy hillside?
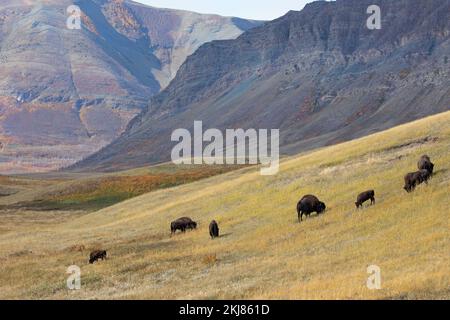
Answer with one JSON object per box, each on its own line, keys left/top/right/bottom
{"left": 0, "top": 164, "right": 243, "bottom": 212}
{"left": 0, "top": 112, "right": 449, "bottom": 299}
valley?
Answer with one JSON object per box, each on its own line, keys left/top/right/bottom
{"left": 0, "top": 111, "right": 448, "bottom": 299}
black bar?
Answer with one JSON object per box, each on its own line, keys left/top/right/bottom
{"left": 0, "top": 300, "right": 446, "bottom": 318}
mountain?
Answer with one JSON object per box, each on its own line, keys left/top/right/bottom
{"left": 0, "top": 0, "right": 262, "bottom": 173}
{"left": 71, "top": 0, "right": 450, "bottom": 172}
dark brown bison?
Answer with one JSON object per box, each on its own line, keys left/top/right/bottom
{"left": 418, "top": 155, "right": 434, "bottom": 174}
{"left": 171, "top": 217, "right": 197, "bottom": 235}
{"left": 297, "top": 195, "right": 326, "bottom": 222}
{"left": 355, "top": 190, "right": 375, "bottom": 208}
{"left": 89, "top": 250, "right": 107, "bottom": 264}
{"left": 404, "top": 170, "right": 430, "bottom": 192}
{"left": 209, "top": 220, "right": 219, "bottom": 239}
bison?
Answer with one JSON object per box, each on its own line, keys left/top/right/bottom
{"left": 404, "top": 170, "right": 430, "bottom": 192}
{"left": 418, "top": 155, "right": 434, "bottom": 175}
{"left": 89, "top": 250, "right": 107, "bottom": 264}
{"left": 355, "top": 190, "right": 375, "bottom": 209}
{"left": 171, "top": 217, "right": 197, "bottom": 235}
{"left": 297, "top": 195, "right": 326, "bottom": 222}
{"left": 209, "top": 220, "right": 219, "bottom": 239}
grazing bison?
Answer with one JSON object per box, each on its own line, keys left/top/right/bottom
{"left": 419, "top": 169, "right": 432, "bottom": 183}
{"left": 404, "top": 170, "right": 430, "bottom": 193}
{"left": 171, "top": 217, "right": 197, "bottom": 235}
{"left": 297, "top": 195, "right": 326, "bottom": 222}
{"left": 209, "top": 220, "right": 219, "bottom": 239}
{"left": 355, "top": 190, "right": 375, "bottom": 208}
{"left": 418, "top": 155, "right": 434, "bottom": 175}
{"left": 89, "top": 250, "right": 107, "bottom": 264}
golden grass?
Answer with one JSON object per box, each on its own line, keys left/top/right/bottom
{"left": 0, "top": 111, "right": 449, "bottom": 299}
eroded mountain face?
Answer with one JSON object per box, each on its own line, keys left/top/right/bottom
{"left": 0, "top": 0, "right": 261, "bottom": 173}
{"left": 72, "top": 0, "right": 450, "bottom": 172}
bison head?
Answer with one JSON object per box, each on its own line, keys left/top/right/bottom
{"left": 317, "top": 202, "right": 326, "bottom": 213}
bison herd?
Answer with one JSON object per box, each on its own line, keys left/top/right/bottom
{"left": 87, "top": 155, "right": 436, "bottom": 263}
{"left": 169, "top": 217, "right": 220, "bottom": 239}
{"left": 295, "top": 155, "right": 435, "bottom": 222}
{"left": 294, "top": 154, "right": 436, "bottom": 223}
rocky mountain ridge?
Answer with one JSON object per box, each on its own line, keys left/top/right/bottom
{"left": 0, "top": 0, "right": 261, "bottom": 173}
{"left": 71, "top": 0, "right": 450, "bottom": 172}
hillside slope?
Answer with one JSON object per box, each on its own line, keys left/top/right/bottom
{"left": 0, "top": 111, "right": 449, "bottom": 299}
{"left": 0, "top": 0, "right": 262, "bottom": 173}
{"left": 72, "top": 0, "right": 450, "bottom": 172}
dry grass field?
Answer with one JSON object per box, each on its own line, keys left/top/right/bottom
{"left": 0, "top": 112, "right": 449, "bottom": 299}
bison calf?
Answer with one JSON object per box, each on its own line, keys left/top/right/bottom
{"left": 209, "top": 220, "right": 219, "bottom": 239}
{"left": 355, "top": 190, "right": 375, "bottom": 209}
{"left": 171, "top": 217, "right": 197, "bottom": 235}
{"left": 297, "top": 195, "right": 326, "bottom": 222}
{"left": 89, "top": 250, "right": 107, "bottom": 264}
{"left": 418, "top": 155, "right": 434, "bottom": 175}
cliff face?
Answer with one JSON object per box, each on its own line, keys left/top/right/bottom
{"left": 0, "top": 0, "right": 261, "bottom": 173}
{"left": 72, "top": 0, "right": 450, "bottom": 172}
